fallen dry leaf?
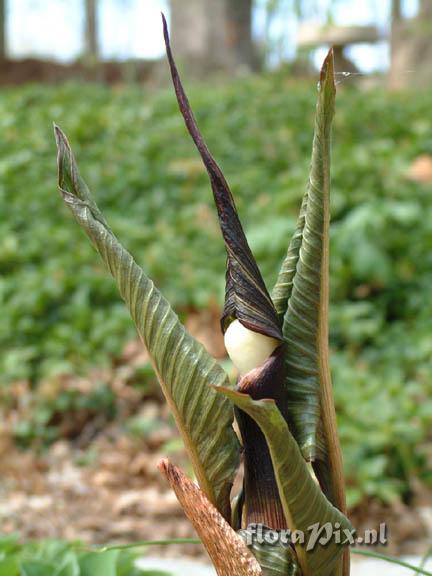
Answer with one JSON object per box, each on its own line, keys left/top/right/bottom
{"left": 406, "top": 154, "right": 432, "bottom": 183}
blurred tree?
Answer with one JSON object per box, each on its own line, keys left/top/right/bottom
{"left": 0, "top": 0, "right": 5, "bottom": 60}
{"left": 390, "top": 0, "right": 432, "bottom": 87}
{"left": 391, "top": 0, "right": 402, "bottom": 21}
{"left": 226, "top": 0, "right": 256, "bottom": 69}
{"left": 84, "top": 0, "right": 99, "bottom": 60}
{"left": 390, "top": 0, "right": 401, "bottom": 73}
{"left": 419, "top": 0, "right": 432, "bottom": 18}
{"left": 261, "top": 0, "right": 288, "bottom": 66}
{"left": 170, "top": 0, "right": 257, "bottom": 75}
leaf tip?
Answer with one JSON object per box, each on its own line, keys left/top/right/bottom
{"left": 161, "top": 11, "right": 169, "bottom": 48}
{"left": 53, "top": 127, "right": 80, "bottom": 204}
{"left": 53, "top": 125, "right": 73, "bottom": 183}
{"left": 157, "top": 457, "right": 170, "bottom": 476}
{"left": 158, "top": 457, "right": 183, "bottom": 485}
{"left": 53, "top": 125, "right": 70, "bottom": 191}
{"left": 53, "top": 123, "right": 68, "bottom": 151}
{"left": 320, "top": 47, "right": 335, "bottom": 91}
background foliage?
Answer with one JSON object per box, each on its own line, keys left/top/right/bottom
{"left": 1, "top": 75, "right": 431, "bottom": 506}
{"left": 0, "top": 536, "right": 167, "bottom": 576}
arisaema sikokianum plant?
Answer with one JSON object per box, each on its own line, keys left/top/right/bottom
{"left": 53, "top": 14, "right": 352, "bottom": 576}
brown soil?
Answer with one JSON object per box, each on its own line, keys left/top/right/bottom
{"left": 0, "top": 57, "right": 160, "bottom": 86}
{"left": 1, "top": 313, "right": 431, "bottom": 558}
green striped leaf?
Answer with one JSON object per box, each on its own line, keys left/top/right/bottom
{"left": 215, "top": 387, "right": 352, "bottom": 576}
{"left": 54, "top": 126, "right": 240, "bottom": 520}
{"left": 271, "top": 191, "right": 307, "bottom": 319}
{"left": 272, "top": 50, "right": 346, "bottom": 515}
{"left": 280, "top": 49, "right": 336, "bottom": 464}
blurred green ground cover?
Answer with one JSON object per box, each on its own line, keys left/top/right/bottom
{"left": 0, "top": 76, "right": 431, "bottom": 505}
{"left": 0, "top": 536, "right": 168, "bottom": 575}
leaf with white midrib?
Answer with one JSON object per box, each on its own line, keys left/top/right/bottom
{"left": 54, "top": 125, "right": 240, "bottom": 521}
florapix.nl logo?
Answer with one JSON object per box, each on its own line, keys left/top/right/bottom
{"left": 242, "top": 523, "right": 388, "bottom": 552}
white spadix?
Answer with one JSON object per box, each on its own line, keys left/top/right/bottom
{"left": 224, "top": 319, "right": 279, "bottom": 376}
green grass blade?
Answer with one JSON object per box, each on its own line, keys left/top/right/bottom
{"left": 351, "top": 550, "right": 432, "bottom": 576}
{"left": 98, "top": 539, "right": 432, "bottom": 576}
{"left": 96, "top": 540, "right": 202, "bottom": 552}
{"left": 215, "top": 386, "right": 351, "bottom": 576}
{"left": 420, "top": 545, "right": 432, "bottom": 572}
{"left": 54, "top": 126, "right": 240, "bottom": 520}
{"left": 93, "top": 539, "right": 432, "bottom": 576}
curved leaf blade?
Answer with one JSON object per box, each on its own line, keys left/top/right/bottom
{"left": 281, "top": 49, "right": 335, "bottom": 464}
{"left": 275, "top": 48, "right": 345, "bottom": 507}
{"left": 215, "top": 387, "right": 352, "bottom": 576}
{"left": 54, "top": 125, "right": 240, "bottom": 520}
{"left": 272, "top": 50, "right": 348, "bottom": 574}
{"left": 161, "top": 14, "right": 281, "bottom": 341}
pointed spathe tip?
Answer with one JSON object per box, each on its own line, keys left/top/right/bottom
{"left": 53, "top": 122, "right": 62, "bottom": 141}
{"left": 53, "top": 123, "right": 68, "bottom": 150}
{"left": 319, "top": 47, "right": 335, "bottom": 91}
{"left": 161, "top": 12, "right": 169, "bottom": 43}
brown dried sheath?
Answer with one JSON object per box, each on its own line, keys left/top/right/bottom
{"left": 162, "top": 14, "right": 281, "bottom": 341}
{"left": 158, "top": 459, "right": 263, "bottom": 576}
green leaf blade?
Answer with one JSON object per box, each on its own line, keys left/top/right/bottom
{"left": 238, "top": 527, "right": 301, "bottom": 576}
{"left": 271, "top": 50, "right": 348, "bottom": 574}
{"left": 54, "top": 126, "right": 240, "bottom": 520}
{"left": 78, "top": 551, "right": 118, "bottom": 576}
{"left": 281, "top": 50, "right": 336, "bottom": 465}
{"left": 216, "top": 387, "right": 351, "bottom": 576}
{"left": 271, "top": 191, "right": 308, "bottom": 318}
{"left": 271, "top": 50, "right": 347, "bottom": 516}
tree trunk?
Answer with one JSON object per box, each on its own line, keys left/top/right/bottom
{"left": 0, "top": 0, "right": 5, "bottom": 61}
{"left": 391, "top": 0, "right": 401, "bottom": 22}
{"left": 389, "top": 0, "right": 401, "bottom": 77}
{"left": 84, "top": 0, "right": 99, "bottom": 60}
{"left": 225, "top": 0, "right": 256, "bottom": 70}
{"left": 389, "top": 0, "right": 432, "bottom": 88}
{"left": 170, "top": 0, "right": 256, "bottom": 75}
{"left": 419, "top": 0, "right": 432, "bottom": 19}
